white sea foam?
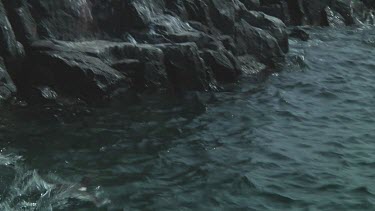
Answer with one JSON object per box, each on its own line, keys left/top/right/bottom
{"left": 0, "top": 152, "right": 109, "bottom": 211}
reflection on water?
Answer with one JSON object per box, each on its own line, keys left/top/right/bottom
{"left": 0, "top": 26, "right": 375, "bottom": 210}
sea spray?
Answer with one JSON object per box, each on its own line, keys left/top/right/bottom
{"left": 0, "top": 151, "right": 109, "bottom": 210}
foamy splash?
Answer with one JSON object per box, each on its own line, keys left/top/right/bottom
{"left": 0, "top": 152, "right": 110, "bottom": 211}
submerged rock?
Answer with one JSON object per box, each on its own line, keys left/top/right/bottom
{"left": 25, "top": 86, "right": 58, "bottom": 104}
{"left": 289, "top": 27, "right": 310, "bottom": 41}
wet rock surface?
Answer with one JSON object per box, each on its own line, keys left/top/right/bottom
{"left": 201, "top": 49, "right": 241, "bottom": 83}
{"left": 29, "top": 46, "right": 126, "bottom": 102}
{"left": 157, "top": 43, "right": 213, "bottom": 92}
{"left": 0, "top": 0, "right": 373, "bottom": 104}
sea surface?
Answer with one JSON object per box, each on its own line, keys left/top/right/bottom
{"left": 0, "top": 26, "right": 375, "bottom": 210}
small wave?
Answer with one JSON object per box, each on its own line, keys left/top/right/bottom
{"left": 316, "top": 183, "right": 343, "bottom": 191}
{"left": 315, "top": 89, "right": 339, "bottom": 100}
{"left": 351, "top": 186, "right": 375, "bottom": 195}
{"left": 0, "top": 152, "right": 23, "bottom": 166}
{"left": 260, "top": 191, "right": 296, "bottom": 204}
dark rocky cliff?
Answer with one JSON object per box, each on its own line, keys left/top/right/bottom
{"left": 0, "top": 0, "right": 373, "bottom": 105}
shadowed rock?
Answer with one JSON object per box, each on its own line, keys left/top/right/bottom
{"left": 240, "top": 10, "right": 289, "bottom": 52}
{"left": 235, "top": 19, "right": 284, "bottom": 66}
{"left": 30, "top": 40, "right": 169, "bottom": 93}
{"left": 156, "top": 43, "right": 214, "bottom": 91}
{"left": 240, "top": 0, "right": 260, "bottom": 10}
{"left": 2, "top": 0, "right": 38, "bottom": 47}
{"left": 29, "top": 43, "right": 126, "bottom": 102}
{"left": 0, "top": 58, "right": 16, "bottom": 102}
{"left": 0, "top": 0, "right": 24, "bottom": 63}
{"left": 201, "top": 49, "right": 241, "bottom": 83}
{"left": 362, "top": 0, "right": 375, "bottom": 8}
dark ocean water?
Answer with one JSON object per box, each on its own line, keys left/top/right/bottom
{"left": 0, "top": 26, "right": 375, "bottom": 210}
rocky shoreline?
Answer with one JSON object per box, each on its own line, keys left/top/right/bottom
{"left": 0, "top": 0, "right": 373, "bottom": 105}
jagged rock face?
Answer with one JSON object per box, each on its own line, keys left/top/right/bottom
{"left": 0, "top": 0, "right": 371, "bottom": 104}
{"left": 207, "top": 0, "right": 242, "bottom": 34}
{"left": 156, "top": 43, "right": 213, "bottom": 91}
{"left": 0, "top": 0, "right": 290, "bottom": 104}
{"left": 201, "top": 49, "right": 241, "bottom": 83}
{"left": 27, "top": 0, "right": 95, "bottom": 40}
{"left": 234, "top": 19, "right": 284, "bottom": 65}
{"left": 239, "top": 10, "right": 288, "bottom": 52}
{"left": 29, "top": 40, "right": 126, "bottom": 102}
